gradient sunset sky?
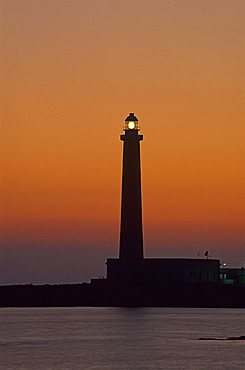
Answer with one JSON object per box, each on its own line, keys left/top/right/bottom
{"left": 1, "top": 0, "right": 244, "bottom": 284}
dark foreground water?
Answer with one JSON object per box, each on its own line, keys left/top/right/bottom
{"left": 0, "top": 308, "right": 244, "bottom": 370}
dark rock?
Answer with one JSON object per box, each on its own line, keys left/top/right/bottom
{"left": 198, "top": 336, "right": 245, "bottom": 341}
{"left": 227, "top": 336, "right": 245, "bottom": 341}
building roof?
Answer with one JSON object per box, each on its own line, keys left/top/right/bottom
{"left": 125, "top": 112, "right": 138, "bottom": 122}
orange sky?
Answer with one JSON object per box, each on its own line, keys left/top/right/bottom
{"left": 0, "top": 0, "right": 244, "bottom": 283}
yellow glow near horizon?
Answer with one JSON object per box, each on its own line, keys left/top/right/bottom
{"left": 128, "top": 122, "right": 135, "bottom": 129}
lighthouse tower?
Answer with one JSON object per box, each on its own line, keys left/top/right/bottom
{"left": 119, "top": 113, "right": 144, "bottom": 261}
{"left": 105, "top": 113, "right": 220, "bottom": 285}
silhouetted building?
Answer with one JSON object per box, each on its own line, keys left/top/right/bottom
{"left": 119, "top": 113, "right": 144, "bottom": 261}
{"left": 107, "top": 258, "right": 220, "bottom": 284}
{"left": 106, "top": 113, "right": 220, "bottom": 284}
{"left": 220, "top": 267, "right": 245, "bottom": 285}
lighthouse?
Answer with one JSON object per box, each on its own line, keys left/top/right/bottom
{"left": 119, "top": 113, "right": 144, "bottom": 261}
{"left": 105, "top": 113, "right": 220, "bottom": 285}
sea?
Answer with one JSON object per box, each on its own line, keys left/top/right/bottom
{"left": 0, "top": 307, "right": 244, "bottom": 370}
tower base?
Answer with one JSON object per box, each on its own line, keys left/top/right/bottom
{"left": 106, "top": 258, "right": 220, "bottom": 284}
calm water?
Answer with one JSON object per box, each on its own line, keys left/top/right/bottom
{"left": 0, "top": 308, "right": 244, "bottom": 370}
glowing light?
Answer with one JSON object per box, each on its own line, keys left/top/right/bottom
{"left": 128, "top": 121, "right": 135, "bottom": 129}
